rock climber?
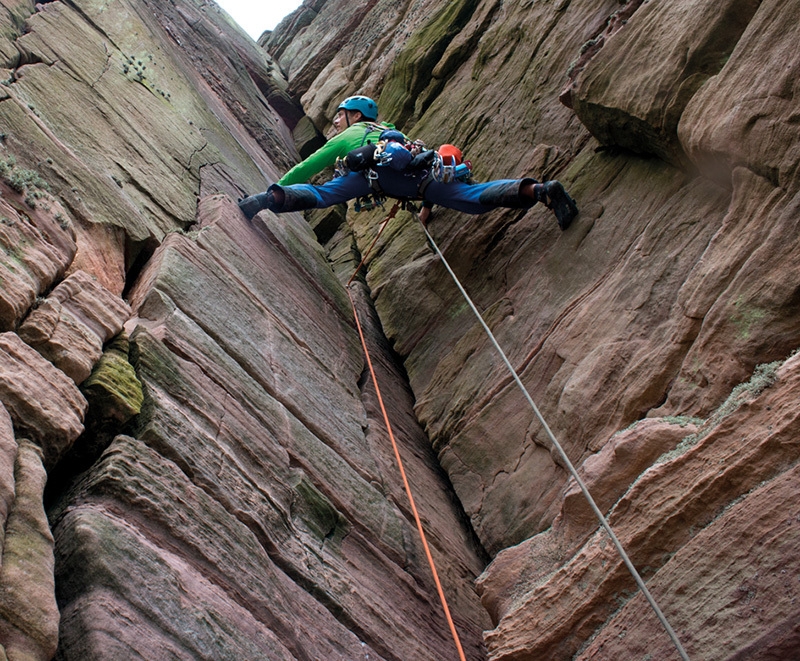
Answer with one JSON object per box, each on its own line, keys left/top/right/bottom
{"left": 238, "top": 95, "right": 579, "bottom": 230}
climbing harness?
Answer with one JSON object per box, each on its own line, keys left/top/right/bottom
{"left": 337, "top": 129, "right": 473, "bottom": 216}
{"left": 353, "top": 195, "right": 385, "bottom": 213}
{"left": 416, "top": 218, "right": 691, "bottom": 661}
{"left": 345, "top": 206, "right": 467, "bottom": 661}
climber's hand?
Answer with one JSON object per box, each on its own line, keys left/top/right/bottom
{"left": 409, "top": 150, "right": 436, "bottom": 170}
{"left": 418, "top": 204, "right": 431, "bottom": 227}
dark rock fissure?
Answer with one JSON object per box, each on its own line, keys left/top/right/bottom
{"left": 336, "top": 231, "right": 491, "bottom": 567}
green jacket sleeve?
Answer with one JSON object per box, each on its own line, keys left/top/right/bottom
{"left": 277, "top": 122, "right": 394, "bottom": 186}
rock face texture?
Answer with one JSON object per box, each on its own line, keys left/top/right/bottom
{"left": 0, "top": 0, "right": 797, "bottom": 659}
{"left": 267, "top": 0, "right": 800, "bottom": 658}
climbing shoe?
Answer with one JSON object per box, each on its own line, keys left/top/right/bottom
{"left": 540, "top": 180, "right": 578, "bottom": 231}
{"left": 237, "top": 191, "right": 273, "bottom": 220}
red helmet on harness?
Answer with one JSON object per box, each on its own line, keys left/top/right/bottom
{"left": 437, "top": 144, "right": 463, "bottom": 165}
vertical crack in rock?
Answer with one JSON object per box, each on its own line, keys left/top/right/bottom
{"left": 2, "top": 0, "right": 794, "bottom": 656}
{"left": 339, "top": 237, "right": 490, "bottom": 559}
{"left": 82, "top": 41, "right": 114, "bottom": 90}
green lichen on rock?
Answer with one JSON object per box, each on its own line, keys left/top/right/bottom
{"left": 661, "top": 415, "right": 706, "bottom": 428}
{"left": 291, "top": 475, "right": 349, "bottom": 545}
{"left": 730, "top": 294, "right": 767, "bottom": 340}
{"left": 45, "top": 334, "right": 144, "bottom": 495}
{"left": 0, "top": 155, "right": 51, "bottom": 208}
{"left": 0, "top": 440, "right": 59, "bottom": 661}
{"left": 713, "top": 358, "right": 781, "bottom": 419}
{"left": 379, "top": 0, "right": 480, "bottom": 126}
{"left": 81, "top": 333, "right": 143, "bottom": 423}
{"left": 658, "top": 358, "right": 783, "bottom": 464}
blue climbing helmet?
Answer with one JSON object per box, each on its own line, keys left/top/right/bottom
{"left": 378, "top": 129, "right": 406, "bottom": 143}
{"left": 337, "top": 95, "right": 378, "bottom": 121}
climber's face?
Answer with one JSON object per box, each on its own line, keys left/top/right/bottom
{"left": 332, "top": 109, "right": 346, "bottom": 132}
{"left": 333, "top": 109, "right": 362, "bottom": 133}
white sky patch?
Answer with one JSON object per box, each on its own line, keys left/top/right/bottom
{"left": 215, "top": 0, "right": 304, "bottom": 41}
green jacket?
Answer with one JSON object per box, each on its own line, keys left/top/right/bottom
{"left": 278, "top": 121, "right": 395, "bottom": 186}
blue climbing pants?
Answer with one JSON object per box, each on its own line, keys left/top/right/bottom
{"left": 270, "top": 169, "right": 538, "bottom": 215}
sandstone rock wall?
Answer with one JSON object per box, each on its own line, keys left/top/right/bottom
{"left": 0, "top": 0, "right": 488, "bottom": 659}
{"left": 270, "top": 0, "right": 800, "bottom": 657}
{"left": 0, "top": 0, "right": 798, "bottom": 659}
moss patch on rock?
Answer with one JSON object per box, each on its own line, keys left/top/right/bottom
{"left": 82, "top": 334, "right": 143, "bottom": 423}
{"left": 379, "top": 0, "right": 480, "bottom": 127}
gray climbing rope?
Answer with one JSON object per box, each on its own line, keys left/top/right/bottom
{"left": 419, "top": 219, "right": 690, "bottom": 661}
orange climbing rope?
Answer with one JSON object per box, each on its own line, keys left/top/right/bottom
{"left": 346, "top": 201, "right": 400, "bottom": 287}
{"left": 346, "top": 204, "right": 467, "bottom": 661}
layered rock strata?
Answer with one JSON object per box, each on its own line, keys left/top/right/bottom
{"left": 1, "top": 0, "right": 489, "bottom": 658}
{"left": 270, "top": 0, "right": 800, "bottom": 657}
{"left": 0, "top": 0, "right": 798, "bottom": 659}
